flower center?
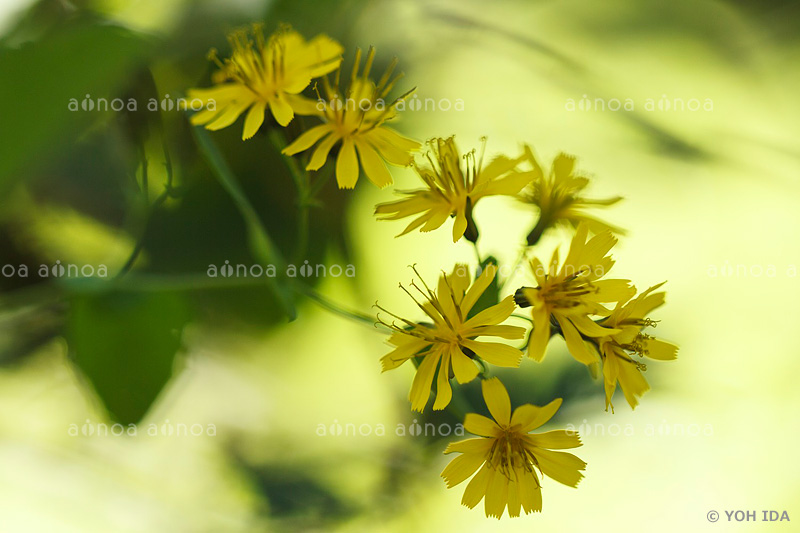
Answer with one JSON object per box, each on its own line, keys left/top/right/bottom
{"left": 488, "top": 429, "right": 541, "bottom": 483}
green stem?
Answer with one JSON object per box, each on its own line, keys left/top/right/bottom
{"left": 114, "top": 189, "right": 170, "bottom": 279}
{"left": 470, "top": 239, "right": 482, "bottom": 266}
{"left": 289, "top": 280, "right": 386, "bottom": 332}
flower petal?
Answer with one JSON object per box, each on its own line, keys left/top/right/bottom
{"left": 463, "top": 413, "right": 500, "bottom": 437}
{"left": 481, "top": 377, "right": 512, "bottom": 426}
{"left": 306, "top": 133, "right": 339, "bottom": 171}
{"left": 269, "top": 92, "right": 294, "bottom": 126}
{"left": 518, "top": 467, "right": 543, "bottom": 514}
{"left": 462, "top": 296, "right": 516, "bottom": 331}
{"left": 556, "top": 314, "right": 598, "bottom": 365}
{"left": 463, "top": 339, "right": 522, "bottom": 368}
{"left": 528, "top": 306, "right": 551, "bottom": 361}
{"left": 461, "top": 264, "right": 497, "bottom": 315}
{"left": 335, "top": 138, "right": 359, "bottom": 189}
{"left": 450, "top": 347, "right": 479, "bottom": 384}
{"left": 484, "top": 466, "right": 509, "bottom": 519}
{"left": 533, "top": 448, "right": 586, "bottom": 488}
{"left": 205, "top": 96, "right": 255, "bottom": 131}
{"left": 525, "top": 429, "right": 582, "bottom": 449}
{"left": 355, "top": 139, "right": 393, "bottom": 188}
{"left": 283, "top": 124, "right": 332, "bottom": 155}
{"left": 408, "top": 350, "right": 440, "bottom": 412}
{"left": 461, "top": 463, "right": 492, "bottom": 509}
{"left": 441, "top": 453, "right": 486, "bottom": 488}
{"left": 433, "top": 349, "right": 453, "bottom": 410}
{"left": 241, "top": 101, "right": 266, "bottom": 140}
{"left": 444, "top": 437, "right": 493, "bottom": 455}
{"left": 510, "top": 398, "right": 562, "bottom": 433}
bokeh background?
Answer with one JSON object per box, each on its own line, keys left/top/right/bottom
{"left": 1, "top": 0, "right": 799, "bottom": 531}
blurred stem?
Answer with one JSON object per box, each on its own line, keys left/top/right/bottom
{"left": 139, "top": 142, "right": 148, "bottom": 196}
{"left": 501, "top": 246, "right": 528, "bottom": 290}
{"left": 115, "top": 139, "right": 176, "bottom": 280}
{"left": 267, "top": 128, "right": 311, "bottom": 264}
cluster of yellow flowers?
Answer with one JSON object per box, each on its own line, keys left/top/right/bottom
{"left": 187, "top": 23, "right": 677, "bottom": 520}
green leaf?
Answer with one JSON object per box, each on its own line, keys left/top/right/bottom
{"left": 0, "top": 22, "right": 151, "bottom": 190}
{"left": 467, "top": 255, "right": 501, "bottom": 320}
{"left": 191, "top": 124, "right": 297, "bottom": 320}
{"left": 67, "top": 290, "right": 189, "bottom": 424}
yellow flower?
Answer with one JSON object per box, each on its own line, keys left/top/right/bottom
{"left": 282, "top": 47, "right": 420, "bottom": 189}
{"left": 374, "top": 137, "right": 533, "bottom": 243}
{"left": 514, "top": 223, "right": 634, "bottom": 364}
{"left": 377, "top": 265, "right": 524, "bottom": 412}
{"left": 186, "top": 24, "right": 343, "bottom": 139}
{"left": 442, "top": 378, "right": 586, "bottom": 518}
{"left": 590, "top": 283, "right": 678, "bottom": 411}
{"left": 521, "top": 147, "right": 623, "bottom": 245}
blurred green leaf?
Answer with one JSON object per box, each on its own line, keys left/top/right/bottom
{"left": 191, "top": 125, "right": 297, "bottom": 320}
{"left": 67, "top": 290, "right": 189, "bottom": 424}
{"left": 0, "top": 22, "right": 151, "bottom": 190}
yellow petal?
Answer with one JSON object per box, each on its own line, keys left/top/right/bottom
{"left": 269, "top": 92, "right": 294, "bottom": 126}
{"left": 306, "top": 133, "right": 339, "bottom": 171}
{"left": 556, "top": 314, "right": 598, "bottom": 365}
{"left": 444, "top": 437, "right": 493, "bottom": 455}
{"left": 461, "top": 264, "right": 497, "bottom": 315}
{"left": 569, "top": 313, "right": 619, "bottom": 337}
{"left": 283, "top": 124, "right": 332, "bottom": 155}
{"left": 450, "top": 347, "right": 479, "bottom": 384}
{"left": 510, "top": 398, "right": 562, "bottom": 433}
{"left": 481, "top": 377, "right": 512, "bottom": 426}
{"left": 304, "top": 34, "right": 344, "bottom": 76}
{"left": 380, "top": 337, "right": 429, "bottom": 372}
{"left": 241, "top": 101, "right": 266, "bottom": 140}
{"left": 462, "top": 296, "right": 516, "bottom": 331}
{"left": 617, "top": 357, "right": 650, "bottom": 409}
{"left": 441, "top": 452, "right": 486, "bottom": 488}
{"left": 461, "top": 463, "right": 491, "bottom": 509}
{"left": 286, "top": 93, "right": 323, "bottom": 115}
{"left": 433, "top": 349, "right": 453, "bottom": 410}
{"left": 335, "top": 138, "right": 359, "bottom": 189}
{"left": 186, "top": 84, "right": 243, "bottom": 106}
{"left": 408, "top": 350, "right": 440, "bottom": 412}
{"left": 528, "top": 306, "right": 551, "bottom": 361}
{"left": 355, "top": 139, "right": 393, "bottom": 188}
{"left": 462, "top": 339, "right": 522, "bottom": 368}
{"left": 506, "top": 477, "right": 522, "bottom": 518}
{"left": 525, "top": 429, "right": 582, "bottom": 449}
{"left": 518, "top": 467, "right": 543, "bottom": 514}
{"left": 452, "top": 209, "right": 468, "bottom": 242}
{"left": 532, "top": 448, "right": 586, "bottom": 488}
{"left": 370, "top": 126, "right": 421, "bottom": 153}
{"left": 189, "top": 106, "right": 223, "bottom": 126}
{"left": 644, "top": 338, "right": 678, "bottom": 360}
{"left": 463, "top": 413, "right": 500, "bottom": 437}
{"left": 471, "top": 324, "right": 526, "bottom": 340}
{"left": 484, "top": 466, "right": 509, "bottom": 519}
{"left": 205, "top": 97, "right": 255, "bottom": 131}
